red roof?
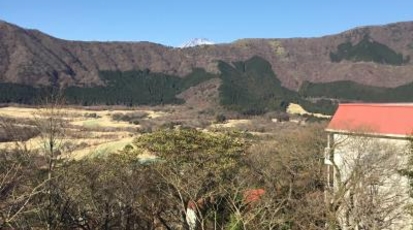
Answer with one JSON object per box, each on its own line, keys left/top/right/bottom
{"left": 327, "top": 103, "right": 413, "bottom": 137}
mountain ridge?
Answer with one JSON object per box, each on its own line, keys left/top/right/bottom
{"left": 1, "top": 20, "right": 413, "bottom": 90}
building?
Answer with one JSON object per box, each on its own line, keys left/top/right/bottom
{"left": 324, "top": 103, "right": 413, "bottom": 230}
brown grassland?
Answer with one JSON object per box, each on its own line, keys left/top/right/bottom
{"left": 0, "top": 104, "right": 327, "bottom": 159}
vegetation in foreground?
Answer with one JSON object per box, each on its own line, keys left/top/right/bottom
{"left": 2, "top": 101, "right": 411, "bottom": 229}
{"left": 0, "top": 100, "right": 329, "bottom": 229}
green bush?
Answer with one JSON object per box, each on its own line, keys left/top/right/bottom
{"left": 112, "top": 112, "right": 148, "bottom": 123}
{"left": 134, "top": 127, "right": 248, "bottom": 162}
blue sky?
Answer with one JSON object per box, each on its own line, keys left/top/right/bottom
{"left": 1, "top": 1, "right": 412, "bottom": 47}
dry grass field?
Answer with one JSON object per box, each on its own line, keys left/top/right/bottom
{"left": 0, "top": 106, "right": 168, "bottom": 159}
{"left": 0, "top": 103, "right": 330, "bottom": 159}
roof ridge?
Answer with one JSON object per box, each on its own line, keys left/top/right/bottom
{"left": 339, "top": 103, "right": 413, "bottom": 107}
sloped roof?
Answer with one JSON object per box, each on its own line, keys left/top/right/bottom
{"left": 327, "top": 103, "right": 413, "bottom": 137}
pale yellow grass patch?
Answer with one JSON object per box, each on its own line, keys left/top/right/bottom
{"left": 142, "top": 110, "right": 167, "bottom": 119}
{"left": 211, "top": 119, "right": 251, "bottom": 128}
{"left": 0, "top": 136, "right": 44, "bottom": 150}
{"left": 71, "top": 136, "right": 135, "bottom": 160}
{"left": 287, "top": 103, "right": 331, "bottom": 118}
{"left": 70, "top": 115, "right": 134, "bottom": 128}
{"left": 0, "top": 106, "right": 166, "bottom": 121}
{"left": 0, "top": 106, "right": 172, "bottom": 160}
{"left": 138, "top": 150, "right": 157, "bottom": 159}
{"left": 65, "top": 109, "right": 136, "bottom": 128}
{"left": 0, "top": 107, "right": 38, "bottom": 118}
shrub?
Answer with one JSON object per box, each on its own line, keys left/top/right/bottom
{"left": 215, "top": 114, "right": 227, "bottom": 123}
{"left": 275, "top": 112, "right": 290, "bottom": 122}
{"left": 111, "top": 111, "right": 148, "bottom": 124}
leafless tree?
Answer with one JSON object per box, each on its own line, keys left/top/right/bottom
{"left": 242, "top": 123, "right": 327, "bottom": 230}
{"left": 325, "top": 134, "right": 411, "bottom": 230}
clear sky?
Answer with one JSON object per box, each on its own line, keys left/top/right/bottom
{"left": 1, "top": 1, "right": 412, "bottom": 47}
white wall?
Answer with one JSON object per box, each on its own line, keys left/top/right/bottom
{"left": 326, "top": 133, "right": 412, "bottom": 230}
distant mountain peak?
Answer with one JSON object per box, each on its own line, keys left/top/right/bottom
{"left": 180, "top": 38, "right": 214, "bottom": 48}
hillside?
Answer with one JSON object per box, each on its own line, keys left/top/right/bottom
{"left": 1, "top": 20, "right": 413, "bottom": 90}
{"left": 1, "top": 20, "right": 413, "bottom": 114}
